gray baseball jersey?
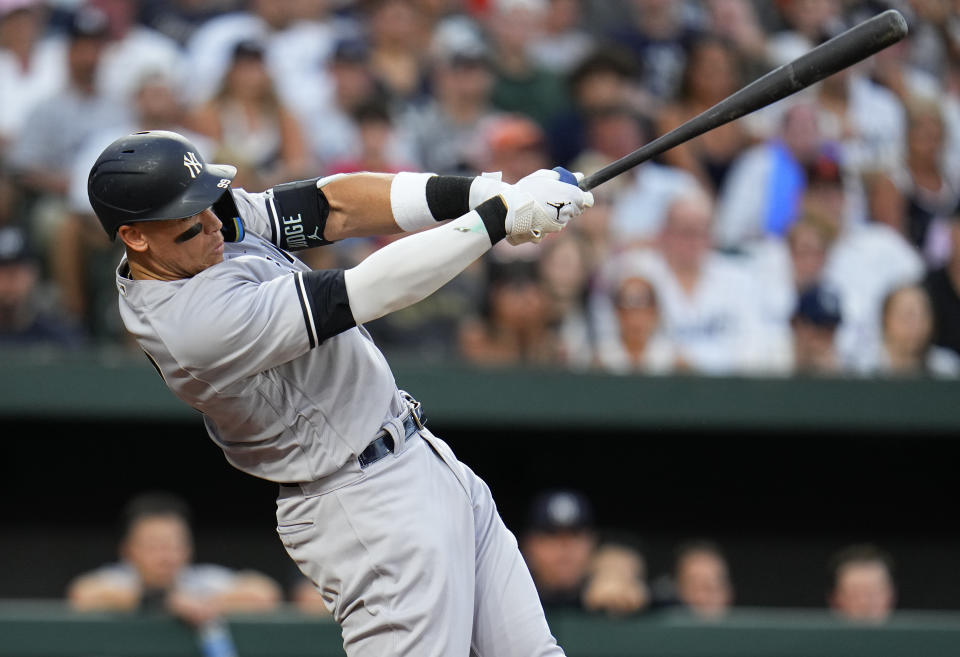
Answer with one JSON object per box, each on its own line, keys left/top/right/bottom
{"left": 115, "top": 181, "right": 565, "bottom": 657}
{"left": 116, "top": 186, "right": 404, "bottom": 483}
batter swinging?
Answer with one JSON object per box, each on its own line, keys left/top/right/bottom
{"left": 87, "top": 130, "right": 593, "bottom": 657}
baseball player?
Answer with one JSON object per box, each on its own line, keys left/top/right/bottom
{"left": 87, "top": 130, "right": 593, "bottom": 657}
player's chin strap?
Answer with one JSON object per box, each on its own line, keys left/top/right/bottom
{"left": 214, "top": 189, "right": 246, "bottom": 242}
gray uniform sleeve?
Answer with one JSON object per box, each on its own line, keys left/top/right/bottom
{"left": 170, "top": 261, "right": 354, "bottom": 385}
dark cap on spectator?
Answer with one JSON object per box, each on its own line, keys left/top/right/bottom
{"left": 0, "top": 226, "right": 33, "bottom": 265}
{"left": 232, "top": 38, "right": 265, "bottom": 60}
{"left": 794, "top": 285, "right": 842, "bottom": 327}
{"left": 332, "top": 37, "right": 370, "bottom": 63}
{"left": 805, "top": 151, "right": 843, "bottom": 188}
{"left": 67, "top": 5, "right": 109, "bottom": 40}
{"left": 527, "top": 489, "right": 594, "bottom": 533}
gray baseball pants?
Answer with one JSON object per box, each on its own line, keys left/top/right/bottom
{"left": 276, "top": 423, "right": 564, "bottom": 657}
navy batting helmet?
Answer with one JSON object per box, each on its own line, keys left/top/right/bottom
{"left": 87, "top": 131, "right": 243, "bottom": 241}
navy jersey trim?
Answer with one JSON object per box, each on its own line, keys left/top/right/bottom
{"left": 295, "top": 269, "right": 355, "bottom": 346}
{"left": 294, "top": 273, "right": 318, "bottom": 349}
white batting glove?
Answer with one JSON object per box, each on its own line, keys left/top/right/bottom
{"left": 502, "top": 168, "right": 595, "bottom": 245}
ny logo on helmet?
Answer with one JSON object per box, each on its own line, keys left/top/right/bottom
{"left": 183, "top": 152, "right": 203, "bottom": 178}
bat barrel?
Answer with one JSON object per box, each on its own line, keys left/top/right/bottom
{"left": 578, "top": 9, "right": 908, "bottom": 191}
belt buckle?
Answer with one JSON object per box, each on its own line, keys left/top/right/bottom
{"left": 400, "top": 391, "right": 425, "bottom": 430}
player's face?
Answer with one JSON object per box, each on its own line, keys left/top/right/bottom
{"left": 140, "top": 208, "right": 225, "bottom": 279}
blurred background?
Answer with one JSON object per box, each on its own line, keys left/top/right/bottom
{"left": 2, "top": 0, "right": 960, "bottom": 655}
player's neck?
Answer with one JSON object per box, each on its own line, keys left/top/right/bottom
{"left": 126, "top": 253, "right": 179, "bottom": 282}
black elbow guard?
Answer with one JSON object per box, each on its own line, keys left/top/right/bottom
{"left": 267, "top": 178, "right": 332, "bottom": 250}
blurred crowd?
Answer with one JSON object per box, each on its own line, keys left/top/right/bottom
{"left": 65, "top": 489, "right": 898, "bottom": 637}
{"left": 3, "top": 0, "right": 960, "bottom": 379}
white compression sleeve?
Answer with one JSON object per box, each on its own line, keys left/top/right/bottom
{"left": 344, "top": 210, "right": 495, "bottom": 325}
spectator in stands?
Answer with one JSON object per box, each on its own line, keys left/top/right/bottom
{"left": 138, "top": 0, "right": 241, "bottom": 47}
{"left": 304, "top": 37, "right": 390, "bottom": 168}
{"left": 790, "top": 284, "right": 843, "bottom": 375}
{"left": 573, "top": 105, "right": 657, "bottom": 211}
{"left": 0, "top": 224, "right": 85, "bottom": 347}
{"left": 398, "top": 17, "right": 501, "bottom": 174}
{"left": 521, "top": 489, "right": 648, "bottom": 615}
{"left": 87, "top": 0, "right": 185, "bottom": 105}
{"left": 789, "top": 216, "right": 834, "bottom": 294}
{"left": 459, "top": 257, "right": 563, "bottom": 367}
{"left": 325, "top": 97, "right": 415, "bottom": 176}
{"left": 798, "top": 150, "right": 849, "bottom": 243}
{"left": 537, "top": 233, "right": 593, "bottom": 370}
{"left": 183, "top": 0, "right": 345, "bottom": 119}
{"left": 811, "top": 57, "right": 906, "bottom": 175}
{"left": 925, "top": 212, "right": 960, "bottom": 357}
{"left": 547, "top": 47, "right": 650, "bottom": 172}
{"left": 522, "top": 489, "right": 597, "bottom": 610}
{"left": 850, "top": 283, "right": 960, "bottom": 378}
{"left": 673, "top": 540, "right": 734, "bottom": 619}
{"left": 187, "top": 38, "right": 312, "bottom": 191}
{"left": 899, "top": 97, "right": 960, "bottom": 268}
{"left": 485, "top": 0, "right": 569, "bottom": 130}
{"left": 547, "top": 46, "right": 645, "bottom": 171}
{"left": 604, "top": 108, "right": 701, "bottom": 248}
{"left": 606, "top": 0, "right": 704, "bottom": 101}
{"left": 362, "top": 0, "right": 431, "bottom": 108}
{"left": 0, "top": 0, "right": 64, "bottom": 155}
{"left": 714, "top": 101, "right": 830, "bottom": 250}
{"left": 572, "top": 186, "right": 615, "bottom": 274}
{"left": 703, "top": 0, "right": 768, "bottom": 79}
{"left": 7, "top": 5, "right": 129, "bottom": 249}
{"left": 821, "top": 172, "right": 925, "bottom": 371}
{"left": 765, "top": 0, "right": 845, "bottom": 68}
{"left": 594, "top": 273, "right": 677, "bottom": 375}
{"left": 583, "top": 532, "right": 650, "bottom": 616}
{"left": 656, "top": 35, "right": 751, "bottom": 193}
{"left": 527, "top": 0, "right": 594, "bottom": 75}
{"left": 474, "top": 113, "right": 551, "bottom": 184}
{"left": 828, "top": 544, "right": 896, "bottom": 623}
{"left": 67, "top": 491, "right": 281, "bottom": 626}
{"left": 600, "top": 189, "right": 771, "bottom": 374}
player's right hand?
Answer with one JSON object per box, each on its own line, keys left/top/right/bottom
{"left": 500, "top": 168, "right": 594, "bottom": 245}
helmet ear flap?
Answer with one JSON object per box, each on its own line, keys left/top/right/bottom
{"left": 213, "top": 190, "right": 244, "bottom": 242}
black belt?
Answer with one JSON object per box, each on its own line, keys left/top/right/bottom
{"left": 281, "top": 403, "right": 426, "bottom": 488}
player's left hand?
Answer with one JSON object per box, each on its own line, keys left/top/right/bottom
{"left": 507, "top": 168, "right": 594, "bottom": 245}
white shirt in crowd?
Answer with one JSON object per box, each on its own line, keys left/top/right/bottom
{"left": 609, "top": 163, "right": 701, "bottom": 245}
{"left": 0, "top": 37, "right": 65, "bottom": 142}
{"left": 823, "top": 222, "right": 925, "bottom": 364}
{"left": 183, "top": 10, "right": 352, "bottom": 119}
{"left": 96, "top": 26, "right": 184, "bottom": 104}
{"left": 595, "top": 250, "right": 778, "bottom": 375}
{"left": 81, "top": 561, "right": 242, "bottom": 599}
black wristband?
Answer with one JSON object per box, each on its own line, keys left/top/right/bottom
{"left": 475, "top": 196, "right": 507, "bottom": 244}
{"left": 425, "top": 176, "right": 474, "bottom": 221}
